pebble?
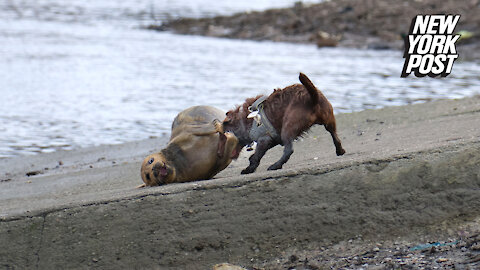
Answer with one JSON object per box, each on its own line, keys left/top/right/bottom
{"left": 213, "top": 263, "right": 247, "bottom": 270}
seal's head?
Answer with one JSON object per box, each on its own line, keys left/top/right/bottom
{"left": 140, "top": 153, "right": 176, "bottom": 186}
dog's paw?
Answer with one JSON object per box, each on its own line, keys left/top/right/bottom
{"left": 267, "top": 164, "right": 282, "bottom": 171}
{"left": 336, "top": 148, "right": 346, "bottom": 156}
{"left": 241, "top": 167, "right": 255, "bottom": 174}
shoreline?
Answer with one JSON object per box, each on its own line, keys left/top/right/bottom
{"left": 151, "top": 0, "right": 480, "bottom": 61}
{"left": 1, "top": 96, "right": 479, "bottom": 268}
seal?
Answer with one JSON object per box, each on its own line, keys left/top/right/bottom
{"left": 139, "top": 106, "right": 241, "bottom": 187}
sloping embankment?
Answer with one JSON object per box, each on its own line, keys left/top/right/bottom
{"left": 1, "top": 96, "right": 479, "bottom": 269}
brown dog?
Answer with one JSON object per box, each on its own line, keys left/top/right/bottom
{"left": 140, "top": 106, "right": 241, "bottom": 187}
{"left": 223, "top": 73, "right": 345, "bottom": 174}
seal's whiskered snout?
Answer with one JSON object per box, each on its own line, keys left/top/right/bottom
{"left": 152, "top": 162, "right": 168, "bottom": 178}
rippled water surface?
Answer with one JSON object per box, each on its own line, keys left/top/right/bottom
{"left": 1, "top": 0, "right": 479, "bottom": 158}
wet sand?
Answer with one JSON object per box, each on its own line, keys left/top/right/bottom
{"left": 0, "top": 96, "right": 479, "bottom": 269}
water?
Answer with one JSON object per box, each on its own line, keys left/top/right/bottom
{"left": 1, "top": 0, "right": 479, "bottom": 158}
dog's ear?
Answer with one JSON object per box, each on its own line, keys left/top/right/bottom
{"left": 224, "top": 111, "right": 232, "bottom": 124}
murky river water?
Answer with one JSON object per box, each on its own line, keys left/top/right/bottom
{"left": 0, "top": 0, "right": 479, "bottom": 158}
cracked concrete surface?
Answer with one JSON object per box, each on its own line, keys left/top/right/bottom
{"left": 0, "top": 96, "right": 479, "bottom": 269}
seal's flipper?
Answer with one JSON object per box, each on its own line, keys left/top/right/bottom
{"left": 212, "top": 119, "right": 224, "bottom": 133}
{"left": 217, "top": 131, "right": 227, "bottom": 158}
{"left": 186, "top": 120, "right": 223, "bottom": 136}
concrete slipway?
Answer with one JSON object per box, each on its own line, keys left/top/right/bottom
{"left": 0, "top": 96, "right": 479, "bottom": 269}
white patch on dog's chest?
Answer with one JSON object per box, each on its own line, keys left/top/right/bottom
{"left": 247, "top": 111, "right": 262, "bottom": 126}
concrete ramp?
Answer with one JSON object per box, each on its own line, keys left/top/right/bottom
{"left": 1, "top": 96, "right": 479, "bottom": 269}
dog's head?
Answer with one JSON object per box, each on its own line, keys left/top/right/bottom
{"left": 223, "top": 109, "right": 241, "bottom": 133}
{"left": 140, "top": 153, "right": 176, "bottom": 186}
{"left": 223, "top": 109, "right": 251, "bottom": 147}
{"left": 223, "top": 96, "right": 264, "bottom": 146}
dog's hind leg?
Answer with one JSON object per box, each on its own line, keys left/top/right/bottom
{"left": 325, "top": 122, "right": 346, "bottom": 156}
{"left": 241, "top": 137, "right": 274, "bottom": 174}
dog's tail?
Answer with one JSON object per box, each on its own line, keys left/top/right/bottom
{"left": 299, "top": 73, "right": 320, "bottom": 104}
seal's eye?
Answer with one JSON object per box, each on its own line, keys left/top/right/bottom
{"left": 148, "top": 158, "right": 154, "bottom": 164}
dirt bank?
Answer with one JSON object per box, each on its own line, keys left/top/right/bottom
{"left": 152, "top": 0, "right": 480, "bottom": 61}
{"left": 0, "top": 96, "right": 479, "bottom": 269}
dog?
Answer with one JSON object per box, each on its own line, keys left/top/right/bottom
{"left": 223, "top": 73, "right": 345, "bottom": 174}
{"left": 140, "top": 106, "right": 242, "bottom": 187}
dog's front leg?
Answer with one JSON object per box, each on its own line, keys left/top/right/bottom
{"left": 241, "top": 137, "right": 274, "bottom": 174}
{"left": 267, "top": 140, "right": 293, "bottom": 170}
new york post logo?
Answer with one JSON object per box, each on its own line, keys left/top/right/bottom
{"left": 401, "top": 15, "right": 461, "bottom": 78}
